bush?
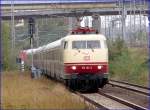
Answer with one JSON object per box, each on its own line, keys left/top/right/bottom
{"left": 2, "top": 22, "right": 11, "bottom": 70}
{"left": 108, "top": 38, "right": 128, "bottom": 60}
{"left": 108, "top": 38, "right": 148, "bottom": 86}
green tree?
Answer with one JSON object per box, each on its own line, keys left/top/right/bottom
{"left": 2, "top": 22, "right": 10, "bottom": 70}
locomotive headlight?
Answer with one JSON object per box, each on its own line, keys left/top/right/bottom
{"left": 71, "top": 66, "right": 76, "bottom": 70}
{"left": 98, "top": 65, "right": 102, "bottom": 69}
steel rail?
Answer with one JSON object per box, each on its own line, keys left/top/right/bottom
{"left": 110, "top": 79, "right": 150, "bottom": 90}
{"left": 98, "top": 91, "right": 148, "bottom": 110}
{"left": 108, "top": 81, "right": 149, "bottom": 96}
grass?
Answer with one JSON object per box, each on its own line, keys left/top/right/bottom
{"left": 126, "top": 47, "right": 148, "bottom": 86}
{"left": 2, "top": 71, "right": 87, "bottom": 109}
{"left": 109, "top": 46, "right": 148, "bottom": 87}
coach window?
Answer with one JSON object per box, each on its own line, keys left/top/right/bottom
{"left": 64, "top": 41, "right": 68, "bottom": 49}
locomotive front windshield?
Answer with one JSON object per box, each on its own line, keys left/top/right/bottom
{"left": 72, "top": 40, "right": 100, "bottom": 49}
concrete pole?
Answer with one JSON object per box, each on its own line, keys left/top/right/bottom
{"left": 10, "top": 0, "right": 16, "bottom": 69}
{"left": 139, "top": 0, "right": 142, "bottom": 46}
{"left": 112, "top": 20, "right": 115, "bottom": 41}
{"left": 121, "top": 0, "right": 126, "bottom": 41}
{"left": 129, "top": 0, "right": 132, "bottom": 45}
{"left": 11, "top": 0, "right": 15, "bottom": 49}
{"left": 104, "top": 16, "right": 107, "bottom": 36}
{"left": 108, "top": 16, "right": 111, "bottom": 39}
{"left": 68, "top": 17, "right": 73, "bottom": 31}
{"left": 35, "top": 19, "right": 39, "bottom": 47}
{"left": 31, "top": 35, "right": 34, "bottom": 68}
{"left": 133, "top": 0, "right": 136, "bottom": 34}
{"left": 118, "top": 0, "right": 122, "bottom": 39}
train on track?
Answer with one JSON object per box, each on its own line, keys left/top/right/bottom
{"left": 25, "top": 27, "right": 109, "bottom": 92}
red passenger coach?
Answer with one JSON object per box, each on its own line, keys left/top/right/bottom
{"left": 19, "top": 51, "right": 27, "bottom": 61}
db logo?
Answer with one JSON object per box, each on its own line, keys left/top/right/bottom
{"left": 83, "top": 56, "right": 90, "bottom": 61}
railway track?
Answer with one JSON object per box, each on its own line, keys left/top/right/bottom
{"left": 76, "top": 92, "right": 109, "bottom": 110}
{"left": 98, "top": 91, "right": 147, "bottom": 110}
{"left": 108, "top": 80, "right": 149, "bottom": 96}
{"left": 75, "top": 80, "right": 149, "bottom": 109}
{"left": 76, "top": 91, "right": 148, "bottom": 110}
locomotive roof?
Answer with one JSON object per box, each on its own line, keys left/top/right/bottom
{"left": 25, "top": 34, "right": 106, "bottom": 54}
{"left": 65, "top": 34, "right": 106, "bottom": 40}
{"left": 44, "top": 39, "right": 62, "bottom": 50}
{"left": 25, "top": 48, "right": 38, "bottom": 54}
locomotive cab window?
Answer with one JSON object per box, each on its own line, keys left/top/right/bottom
{"left": 72, "top": 40, "right": 100, "bottom": 49}
{"left": 72, "top": 41, "right": 86, "bottom": 49}
{"left": 87, "top": 40, "right": 100, "bottom": 49}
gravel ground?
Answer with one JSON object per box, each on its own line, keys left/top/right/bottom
{"left": 82, "top": 93, "right": 133, "bottom": 109}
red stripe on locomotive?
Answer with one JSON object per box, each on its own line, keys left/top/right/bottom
{"left": 64, "top": 62, "right": 108, "bottom": 74}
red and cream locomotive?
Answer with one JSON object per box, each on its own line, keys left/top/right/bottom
{"left": 25, "top": 27, "right": 109, "bottom": 92}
